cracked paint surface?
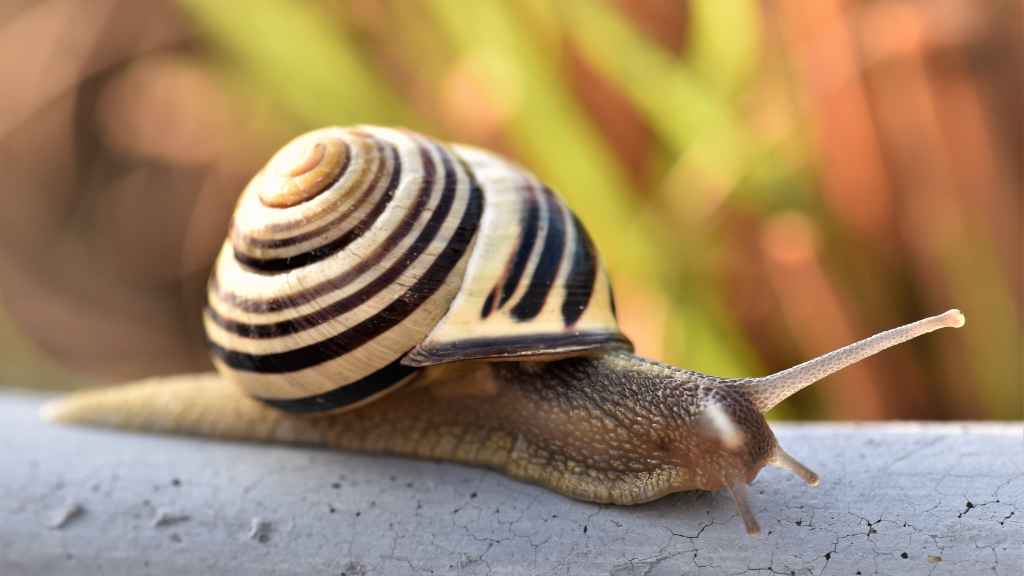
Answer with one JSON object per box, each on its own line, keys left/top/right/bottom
{"left": 0, "top": 394, "right": 1020, "bottom": 575}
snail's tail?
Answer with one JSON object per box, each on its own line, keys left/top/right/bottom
{"left": 42, "top": 373, "right": 326, "bottom": 445}
{"left": 743, "top": 309, "right": 966, "bottom": 413}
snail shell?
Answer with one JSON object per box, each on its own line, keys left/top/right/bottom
{"left": 204, "top": 126, "right": 629, "bottom": 413}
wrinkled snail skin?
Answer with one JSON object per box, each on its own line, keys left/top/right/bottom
{"left": 44, "top": 125, "right": 968, "bottom": 536}
{"left": 44, "top": 352, "right": 776, "bottom": 511}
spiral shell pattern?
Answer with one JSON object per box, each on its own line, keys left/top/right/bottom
{"left": 205, "top": 126, "right": 627, "bottom": 414}
{"left": 206, "top": 127, "right": 482, "bottom": 412}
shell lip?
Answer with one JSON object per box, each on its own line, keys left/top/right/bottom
{"left": 403, "top": 331, "right": 633, "bottom": 367}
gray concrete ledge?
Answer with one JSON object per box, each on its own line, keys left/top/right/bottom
{"left": 1, "top": 391, "right": 1021, "bottom": 575}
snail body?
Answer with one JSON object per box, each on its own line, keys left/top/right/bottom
{"left": 47, "top": 126, "right": 966, "bottom": 536}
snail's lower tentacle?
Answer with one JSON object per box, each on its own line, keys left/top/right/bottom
{"left": 725, "top": 481, "right": 761, "bottom": 536}
{"left": 770, "top": 445, "right": 820, "bottom": 486}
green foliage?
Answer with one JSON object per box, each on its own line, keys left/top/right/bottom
{"left": 180, "top": 0, "right": 414, "bottom": 127}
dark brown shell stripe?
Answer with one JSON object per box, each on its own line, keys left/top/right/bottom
{"left": 231, "top": 139, "right": 396, "bottom": 272}
{"left": 560, "top": 213, "right": 598, "bottom": 326}
{"left": 238, "top": 131, "right": 376, "bottom": 236}
{"left": 401, "top": 140, "right": 628, "bottom": 368}
{"left": 509, "top": 186, "right": 567, "bottom": 321}
{"left": 256, "top": 355, "right": 417, "bottom": 413}
{"left": 204, "top": 128, "right": 483, "bottom": 412}
{"left": 247, "top": 170, "right": 483, "bottom": 412}
{"left": 238, "top": 140, "right": 387, "bottom": 250}
{"left": 479, "top": 184, "right": 597, "bottom": 327}
{"left": 206, "top": 151, "right": 402, "bottom": 315}
{"left": 480, "top": 183, "right": 540, "bottom": 318}
{"left": 206, "top": 146, "right": 430, "bottom": 334}
{"left": 209, "top": 142, "right": 465, "bottom": 352}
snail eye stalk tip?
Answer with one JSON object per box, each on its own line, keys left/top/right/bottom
{"left": 743, "top": 308, "right": 967, "bottom": 413}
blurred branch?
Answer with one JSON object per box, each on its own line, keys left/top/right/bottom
{"left": 561, "top": 0, "right": 751, "bottom": 177}
{"left": 428, "top": 0, "right": 658, "bottom": 274}
{"left": 179, "top": 0, "right": 416, "bottom": 128}
{"left": 688, "top": 0, "right": 760, "bottom": 96}
{"left": 558, "top": 0, "right": 771, "bottom": 374}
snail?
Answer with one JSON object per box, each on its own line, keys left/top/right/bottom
{"left": 45, "top": 126, "right": 966, "bottom": 536}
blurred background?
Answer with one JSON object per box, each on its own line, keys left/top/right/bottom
{"left": 0, "top": 0, "right": 1019, "bottom": 420}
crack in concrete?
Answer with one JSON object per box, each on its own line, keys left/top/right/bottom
{"left": 670, "top": 519, "right": 714, "bottom": 540}
{"left": 881, "top": 436, "right": 948, "bottom": 473}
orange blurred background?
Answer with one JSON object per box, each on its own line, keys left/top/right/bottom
{"left": 0, "top": 0, "right": 1020, "bottom": 420}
